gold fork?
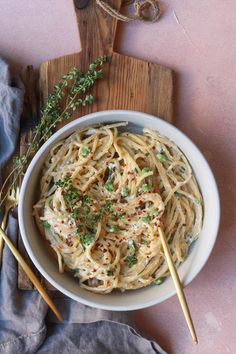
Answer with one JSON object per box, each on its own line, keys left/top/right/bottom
{"left": 0, "top": 186, "right": 19, "bottom": 267}
{"left": 0, "top": 186, "right": 63, "bottom": 321}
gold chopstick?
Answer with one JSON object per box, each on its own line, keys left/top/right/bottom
{"left": 0, "top": 227, "right": 63, "bottom": 321}
{"left": 158, "top": 226, "right": 198, "bottom": 344}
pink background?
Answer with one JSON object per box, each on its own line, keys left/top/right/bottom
{"left": 0, "top": 1, "right": 235, "bottom": 353}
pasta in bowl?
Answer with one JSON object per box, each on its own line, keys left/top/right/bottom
{"left": 19, "top": 111, "right": 219, "bottom": 310}
{"left": 33, "top": 123, "right": 202, "bottom": 294}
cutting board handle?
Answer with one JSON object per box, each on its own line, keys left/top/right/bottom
{"left": 74, "top": 0, "right": 122, "bottom": 58}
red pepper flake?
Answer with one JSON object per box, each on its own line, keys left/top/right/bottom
{"left": 61, "top": 220, "right": 64, "bottom": 224}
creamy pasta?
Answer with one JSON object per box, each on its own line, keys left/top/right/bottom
{"left": 33, "top": 123, "right": 203, "bottom": 293}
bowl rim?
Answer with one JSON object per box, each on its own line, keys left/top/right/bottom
{"left": 18, "top": 109, "right": 220, "bottom": 311}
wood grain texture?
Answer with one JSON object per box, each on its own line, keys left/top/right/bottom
{"left": 18, "top": 0, "right": 174, "bottom": 289}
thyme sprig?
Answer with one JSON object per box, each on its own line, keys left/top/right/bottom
{"left": 0, "top": 55, "right": 107, "bottom": 208}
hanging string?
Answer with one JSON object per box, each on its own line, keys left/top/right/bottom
{"left": 95, "top": 0, "right": 161, "bottom": 22}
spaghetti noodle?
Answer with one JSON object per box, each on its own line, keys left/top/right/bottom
{"left": 33, "top": 123, "right": 203, "bottom": 293}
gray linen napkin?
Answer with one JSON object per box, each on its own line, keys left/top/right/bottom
{"left": 0, "top": 58, "right": 166, "bottom": 354}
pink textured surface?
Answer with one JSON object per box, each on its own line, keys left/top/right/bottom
{"left": 0, "top": 1, "right": 235, "bottom": 353}
{"left": 0, "top": 0, "right": 80, "bottom": 72}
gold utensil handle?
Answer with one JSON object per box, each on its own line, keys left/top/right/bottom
{"left": 158, "top": 226, "right": 198, "bottom": 344}
{"left": 0, "top": 227, "right": 63, "bottom": 321}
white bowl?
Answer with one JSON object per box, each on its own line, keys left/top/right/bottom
{"left": 18, "top": 110, "right": 220, "bottom": 311}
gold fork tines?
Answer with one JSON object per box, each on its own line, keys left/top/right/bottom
{"left": 0, "top": 187, "right": 19, "bottom": 267}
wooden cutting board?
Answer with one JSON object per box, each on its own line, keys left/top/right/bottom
{"left": 18, "top": 0, "right": 174, "bottom": 289}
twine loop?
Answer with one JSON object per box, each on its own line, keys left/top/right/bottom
{"left": 95, "top": 0, "right": 161, "bottom": 22}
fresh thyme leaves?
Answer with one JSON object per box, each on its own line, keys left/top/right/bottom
{"left": 126, "top": 254, "right": 138, "bottom": 268}
{"left": 0, "top": 55, "right": 107, "bottom": 209}
{"left": 77, "top": 225, "right": 82, "bottom": 233}
{"left": 42, "top": 220, "right": 51, "bottom": 228}
{"left": 64, "top": 187, "right": 80, "bottom": 207}
{"left": 71, "top": 208, "right": 79, "bottom": 219}
{"left": 109, "top": 224, "right": 119, "bottom": 233}
{"left": 82, "top": 195, "right": 91, "bottom": 206}
{"left": 157, "top": 151, "right": 169, "bottom": 162}
{"left": 80, "top": 233, "right": 94, "bottom": 248}
{"left": 56, "top": 176, "right": 115, "bottom": 241}
{"left": 121, "top": 187, "right": 129, "bottom": 197}
{"left": 55, "top": 175, "right": 71, "bottom": 188}
{"left": 100, "top": 199, "right": 113, "bottom": 213}
{"left": 125, "top": 240, "right": 137, "bottom": 268}
{"left": 81, "top": 146, "right": 91, "bottom": 157}
{"left": 141, "top": 167, "right": 151, "bottom": 174}
{"left": 104, "top": 181, "right": 114, "bottom": 192}
{"left": 140, "top": 183, "right": 150, "bottom": 192}
{"left": 141, "top": 216, "right": 151, "bottom": 223}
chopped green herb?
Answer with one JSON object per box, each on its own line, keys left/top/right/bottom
{"left": 71, "top": 208, "right": 79, "bottom": 219}
{"left": 105, "top": 181, "right": 114, "bottom": 192}
{"left": 82, "top": 195, "right": 91, "bottom": 206}
{"left": 145, "top": 152, "right": 149, "bottom": 156}
{"left": 157, "top": 152, "right": 168, "bottom": 162}
{"left": 100, "top": 199, "right": 113, "bottom": 213}
{"left": 126, "top": 254, "right": 138, "bottom": 268}
{"left": 109, "top": 224, "right": 119, "bottom": 233}
{"left": 121, "top": 187, "right": 129, "bottom": 197}
{"left": 80, "top": 233, "right": 94, "bottom": 247}
{"left": 141, "top": 183, "right": 150, "bottom": 192}
{"left": 91, "top": 213, "right": 100, "bottom": 223}
{"left": 64, "top": 187, "right": 80, "bottom": 206}
{"left": 42, "top": 220, "right": 51, "bottom": 228}
{"left": 150, "top": 207, "right": 157, "bottom": 216}
{"left": 77, "top": 225, "right": 82, "bottom": 233}
{"left": 154, "top": 277, "right": 164, "bottom": 285}
{"left": 174, "top": 191, "right": 181, "bottom": 197}
{"left": 141, "top": 216, "right": 151, "bottom": 223}
{"left": 81, "top": 145, "right": 91, "bottom": 157}
{"left": 119, "top": 215, "right": 126, "bottom": 221}
{"left": 141, "top": 167, "right": 151, "bottom": 174}
{"left": 55, "top": 175, "right": 71, "bottom": 188}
